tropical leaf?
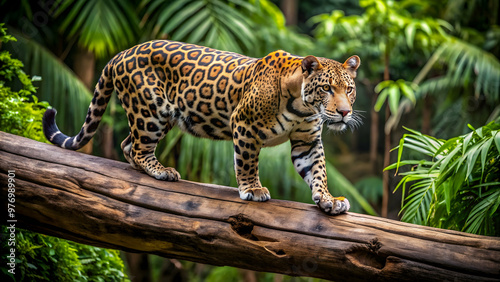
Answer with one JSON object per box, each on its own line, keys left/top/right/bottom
{"left": 400, "top": 176, "right": 436, "bottom": 224}
{"left": 55, "top": 0, "right": 139, "bottom": 58}
{"left": 141, "top": 0, "right": 311, "bottom": 57}
{"left": 464, "top": 189, "right": 500, "bottom": 235}
{"left": 141, "top": 0, "right": 257, "bottom": 54}
{"left": 418, "top": 38, "right": 500, "bottom": 103}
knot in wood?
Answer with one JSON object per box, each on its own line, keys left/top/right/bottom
{"left": 228, "top": 214, "right": 258, "bottom": 241}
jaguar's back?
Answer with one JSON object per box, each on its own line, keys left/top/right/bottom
{"left": 114, "top": 40, "right": 258, "bottom": 140}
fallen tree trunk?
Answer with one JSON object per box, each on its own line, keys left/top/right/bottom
{"left": 0, "top": 131, "right": 499, "bottom": 281}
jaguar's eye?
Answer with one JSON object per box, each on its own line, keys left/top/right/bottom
{"left": 346, "top": 86, "right": 354, "bottom": 94}
{"left": 322, "top": 85, "right": 331, "bottom": 92}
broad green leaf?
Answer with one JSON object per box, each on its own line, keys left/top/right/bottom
{"left": 476, "top": 127, "right": 484, "bottom": 138}
{"left": 153, "top": 0, "right": 186, "bottom": 29}
{"left": 480, "top": 137, "right": 494, "bottom": 177}
{"left": 433, "top": 137, "right": 461, "bottom": 161}
{"left": 374, "top": 80, "right": 393, "bottom": 93}
{"left": 462, "top": 131, "right": 473, "bottom": 156}
{"left": 472, "top": 182, "right": 500, "bottom": 188}
{"left": 398, "top": 80, "right": 416, "bottom": 104}
{"left": 445, "top": 165, "right": 466, "bottom": 213}
{"left": 374, "top": 88, "right": 389, "bottom": 112}
{"left": 494, "top": 131, "right": 500, "bottom": 154}
{"left": 387, "top": 85, "right": 400, "bottom": 115}
{"left": 405, "top": 22, "right": 416, "bottom": 49}
{"left": 403, "top": 143, "right": 434, "bottom": 156}
{"left": 465, "top": 141, "right": 483, "bottom": 178}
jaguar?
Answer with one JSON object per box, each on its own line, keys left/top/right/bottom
{"left": 43, "top": 40, "right": 361, "bottom": 215}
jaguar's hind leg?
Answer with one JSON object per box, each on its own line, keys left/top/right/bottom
{"left": 121, "top": 134, "right": 138, "bottom": 169}
{"left": 130, "top": 123, "right": 180, "bottom": 181}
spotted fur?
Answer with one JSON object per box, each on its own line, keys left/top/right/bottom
{"left": 43, "top": 40, "right": 361, "bottom": 215}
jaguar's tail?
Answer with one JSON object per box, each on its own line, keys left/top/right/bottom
{"left": 43, "top": 55, "right": 118, "bottom": 150}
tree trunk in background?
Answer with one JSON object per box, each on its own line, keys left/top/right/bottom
{"left": 74, "top": 47, "right": 95, "bottom": 89}
{"left": 126, "top": 253, "right": 152, "bottom": 282}
{"left": 102, "top": 123, "right": 119, "bottom": 160}
{"left": 280, "top": 0, "right": 298, "bottom": 26}
{"left": 363, "top": 78, "right": 379, "bottom": 176}
{"left": 73, "top": 47, "right": 95, "bottom": 155}
{"left": 158, "top": 259, "right": 188, "bottom": 282}
{"left": 422, "top": 95, "right": 431, "bottom": 135}
{"left": 239, "top": 269, "right": 258, "bottom": 282}
{"left": 381, "top": 48, "right": 391, "bottom": 218}
{"left": 382, "top": 105, "right": 391, "bottom": 218}
{"left": 369, "top": 94, "right": 379, "bottom": 174}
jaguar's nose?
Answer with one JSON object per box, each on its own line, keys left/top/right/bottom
{"left": 337, "top": 109, "right": 351, "bottom": 117}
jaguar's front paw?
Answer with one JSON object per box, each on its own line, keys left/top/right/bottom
{"left": 151, "top": 167, "right": 181, "bottom": 181}
{"left": 313, "top": 192, "right": 350, "bottom": 215}
{"left": 239, "top": 187, "right": 271, "bottom": 202}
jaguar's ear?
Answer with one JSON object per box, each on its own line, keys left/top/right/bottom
{"left": 343, "top": 55, "right": 360, "bottom": 78}
{"left": 302, "top": 55, "right": 323, "bottom": 77}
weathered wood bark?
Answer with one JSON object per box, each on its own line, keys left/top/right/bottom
{"left": 0, "top": 131, "right": 499, "bottom": 281}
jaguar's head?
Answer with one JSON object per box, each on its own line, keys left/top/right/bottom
{"left": 300, "top": 55, "right": 361, "bottom": 132}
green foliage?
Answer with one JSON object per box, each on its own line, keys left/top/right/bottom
{"left": 174, "top": 128, "right": 237, "bottom": 186}
{"left": 0, "top": 24, "right": 48, "bottom": 142}
{"left": 325, "top": 161, "right": 378, "bottom": 215}
{"left": 6, "top": 31, "right": 93, "bottom": 134}
{"left": 0, "top": 228, "right": 128, "bottom": 282}
{"left": 310, "top": 0, "right": 447, "bottom": 58}
{"left": 75, "top": 245, "right": 127, "bottom": 282}
{"left": 246, "top": 0, "right": 314, "bottom": 56}
{"left": 387, "top": 120, "right": 500, "bottom": 236}
{"left": 2, "top": 228, "right": 82, "bottom": 281}
{"left": 374, "top": 79, "right": 417, "bottom": 116}
{"left": 205, "top": 266, "right": 240, "bottom": 282}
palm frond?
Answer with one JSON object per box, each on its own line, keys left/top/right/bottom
{"left": 399, "top": 175, "right": 437, "bottom": 225}
{"left": 464, "top": 189, "right": 500, "bottom": 235}
{"left": 390, "top": 121, "right": 500, "bottom": 235}
{"left": 141, "top": 0, "right": 257, "bottom": 54}
{"left": 418, "top": 38, "right": 500, "bottom": 103}
{"left": 56, "top": 0, "right": 139, "bottom": 58}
